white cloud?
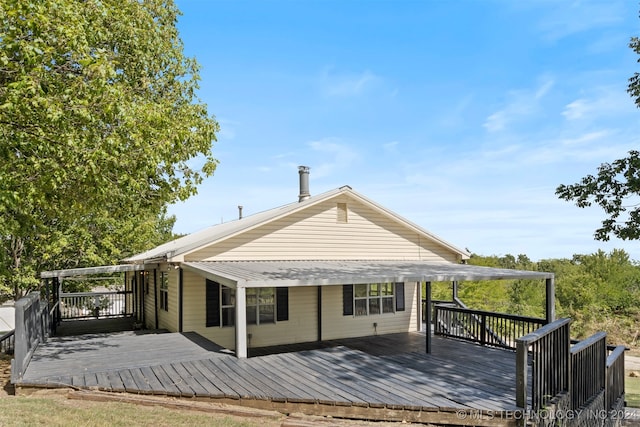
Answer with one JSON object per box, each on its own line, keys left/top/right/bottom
{"left": 217, "top": 118, "right": 238, "bottom": 140}
{"left": 533, "top": 0, "right": 625, "bottom": 42}
{"left": 483, "top": 77, "right": 555, "bottom": 133}
{"left": 319, "top": 68, "right": 381, "bottom": 97}
{"left": 307, "top": 138, "right": 360, "bottom": 178}
{"left": 562, "top": 89, "right": 636, "bottom": 121}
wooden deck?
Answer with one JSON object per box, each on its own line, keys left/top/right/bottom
{"left": 17, "top": 326, "right": 526, "bottom": 425}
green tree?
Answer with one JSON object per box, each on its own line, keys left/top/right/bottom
{"left": 556, "top": 27, "right": 640, "bottom": 241}
{"left": 0, "top": 0, "right": 219, "bottom": 299}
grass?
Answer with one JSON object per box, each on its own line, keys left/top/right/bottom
{"left": 0, "top": 396, "right": 283, "bottom": 427}
{"left": 628, "top": 374, "right": 640, "bottom": 408}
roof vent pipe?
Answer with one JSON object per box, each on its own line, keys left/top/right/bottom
{"left": 238, "top": 205, "right": 243, "bottom": 220}
{"left": 298, "top": 166, "right": 310, "bottom": 202}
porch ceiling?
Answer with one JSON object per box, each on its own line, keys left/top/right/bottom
{"left": 182, "top": 260, "right": 553, "bottom": 288}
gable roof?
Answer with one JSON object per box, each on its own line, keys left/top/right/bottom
{"left": 123, "top": 186, "right": 471, "bottom": 264}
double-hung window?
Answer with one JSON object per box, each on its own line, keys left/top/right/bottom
{"left": 246, "top": 288, "right": 275, "bottom": 325}
{"left": 207, "top": 281, "right": 289, "bottom": 327}
{"left": 344, "top": 283, "right": 404, "bottom": 316}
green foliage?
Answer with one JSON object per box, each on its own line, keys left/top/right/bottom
{"left": 556, "top": 151, "right": 640, "bottom": 241}
{"left": 459, "top": 250, "right": 640, "bottom": 345}
{"left": 0, "top": 0, "right": 219, "bottom": 299}
{"left": 461, "top": 254, "right": 544, "bottom": 316}
{"left": 556, "top": 27, "right": 640, "bottom": 242}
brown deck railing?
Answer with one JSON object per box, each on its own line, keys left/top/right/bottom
{"left": 516, "top": 317, "right": 571, "bottom": 411}
{"left": 434, "top": 305, "right": 546, "bottom": 350}
{"left": 60, "top": 291, "right": 133, "bottom": 319}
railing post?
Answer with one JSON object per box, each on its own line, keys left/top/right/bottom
{"left": 480, "top": 313, "right": 486, "bottom": 346}
{"left": 425, "top": 281, "right": 432, "bottom": 354}
{"left": 516, "top": 339, "right": 528, "bottom": 409}
{"left": 545, "top": 277, "right": 555, "bottom": 324}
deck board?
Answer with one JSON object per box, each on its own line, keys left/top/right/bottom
{"left": 19, "top": 328, "right": 525, "bottom": 414}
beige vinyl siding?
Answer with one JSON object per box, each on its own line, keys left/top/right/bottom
{"left": 321, "top": 283, "right": 418, "bottom": 340}
{"left": 181, "top": 273, "right": 318, "bottom": 350}
{"left": 186, "top": 195, "right": 459, "bottom": 262}
{"left": 156, "top": 265, "right": 178, "bottom": 332}
{"left": 247, "top": 286, "right": 317, "bottom": 348}
{"left": 143, "top": 269, "right": 157, "bottom": 329}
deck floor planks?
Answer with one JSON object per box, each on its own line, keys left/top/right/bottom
{"left": 20, "top": 328, "right": 531, "bottom": 414}
{"left": 160, "top": 364, "right": 195, "bottom": 397}
{"left": 106, "top": 370, "right": 126, "bottom": 392}
{"left": 179, "top": 360, "right": 226, "bottom": 397}
{"left": 94, "top": 372, "right": 111, "bottom": 391}
{"left": 171, "top": 362, "right": 211, "bottom": 397}
{"left": 384, "top": 352, "right": 518, "bottom": 410}
{"left": 215, "top": 357, "right": 285, "bottom": 400}
{"left": 199, "top": 358, "right": 255, "bottom": 398}
{"left": 264, "top": 351, "right": 368, "bottom": 405}
{"left": 84, "top": 372, "right": 99, "bottom": 388}
{"left": 314, "top": 347, "right": 468, "bottom": 409}
{"left": 278, "top": 351, "right": 375, "bottom": 405}
{"left": 381, "top": 353, "right": 513, "bottom": 411}
{"left": 128, "top": 367, "right": 156, "bottom": 394}
{"left": 249, "top": 355, "right": 325, "bottom": 402}
{"left": 290, "top": 349, "right": 408, "bottom": 407}
{"left": 239, "top": 357, "right": 319, "bottom": 401}
{"left": 303, "top": 347, "right": 455, "bottom": 408}
{"left": 149, "top": 365, "right": 181, "bottom": 396}
{"left": 187, "top": 359, "right": 238, "bottom": 398}
{"left": 118, "top": 369, "right": 140, "bottom": 393}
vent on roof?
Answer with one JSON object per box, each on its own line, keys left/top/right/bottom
{"left": 337, "top": 202, "right": 348, "bottom": 223}
{"left": 298, "top": 165, "right": 310, "bottom": 202}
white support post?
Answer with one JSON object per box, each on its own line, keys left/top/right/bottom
{"left": 235, "top": 285, "right": 247, "bottom": 358}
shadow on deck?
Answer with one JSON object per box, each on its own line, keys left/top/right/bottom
{"left": 55, "top": 317, "right": 140, "bottom": 337}
{"left": 17, "top": 326, "right": 524, "bottom": 426}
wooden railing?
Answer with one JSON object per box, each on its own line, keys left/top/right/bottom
{"left": 516, "top": 317, "right": 571, "bottom": 411}
{"left": 570, "top": 331, "right": 606, "bottom": 409}
{"left": 0, "top": 330, "right": 14, "bottom": 354}
{"left": 605, "top": 345, "right": 626, "bottom": 413}
{"left": 11, "top": 292, "right": 51, "bottom": 382}
{"left": 434, "top": 305, "right": 546, "bottom": 350}
{"left": 516, "top": 319, "right": 626, "bottom": 426}
{"left": 60, "top": 290, "right": 132, "bottom": 319}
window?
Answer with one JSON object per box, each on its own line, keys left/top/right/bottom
{"left": 344, "top": 283, "right": 404, "bottom": 316}
{"left": 206, "top": 281, "right": 288, "bottom": 327}
{"left": 247, "top": 288, "right": 274, "bottom": 325}
{"left": 160, "top": 272, "right": 169, "bottom": 311}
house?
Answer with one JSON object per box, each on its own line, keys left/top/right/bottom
{"left": 30, "top": 168, "right": 627, "bottom": 425}
{"left": 115, "top": 166, "right": 553, "bottom": 358}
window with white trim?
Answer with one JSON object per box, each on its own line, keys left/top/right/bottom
{"left": 246, "top": 288, "right": 275, "bottom": 325}
{"left": 206, "top": 281, "right": 289, "bottom": 327}
{"left": 345, "top": 283, "right": 402, "bottom": 317}
{"left": 354, "top": 283, "right": 395, "bottom": 316}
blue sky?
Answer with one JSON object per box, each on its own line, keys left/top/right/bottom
{"left": 169, "top": 0, "right": 640, "bottom": 261}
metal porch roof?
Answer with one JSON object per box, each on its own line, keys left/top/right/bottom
{"left": 182, "top": 260, "right": 553, "bottom": 288}
{"left": 41, "top": 264, "right": 145, "bottom": 279}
